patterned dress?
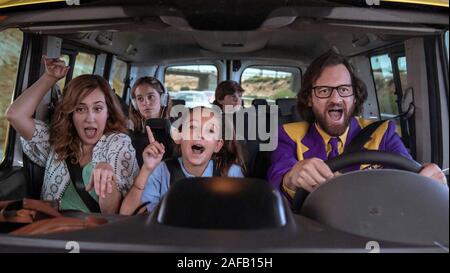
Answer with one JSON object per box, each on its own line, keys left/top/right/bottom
{"left": 21, "top": 119, "right": 139, "bottom": 202}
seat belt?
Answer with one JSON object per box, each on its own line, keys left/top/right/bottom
{"left": 343, "top": 120, "right": 386, "bottom": 154}
{"left": 165, "top": 158, "right": 221, "bottom": 186}
{"left": 165, "top": 158, "right": 187, "bottom": 186}
{"left": 344, "top": 103, "right": 415, "bottom": 154}
{"left": 65, "top": 157, "right": 100, "bottom": 213}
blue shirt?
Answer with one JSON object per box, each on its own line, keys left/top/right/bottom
{"left": 141, "top": 157, "right": 244, "bottom": 212}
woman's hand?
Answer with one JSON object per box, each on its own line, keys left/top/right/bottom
{"left": 86, "top": 162, "right": 121, "bottom": 214}
{"left": 5, "top": 56, "right": 70, "bottom": 141}
{"left": 43, "top": 55, "right": 70, "bottom": 81}
{"left": 142, "top": 126, "right": 165, "bottom": 172}
{"left": 86, "top": 162, "right": 119, "bottom": 199}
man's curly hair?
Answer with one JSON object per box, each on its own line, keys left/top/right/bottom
{"left": 297, "top": 50, "right": 368, "bottom": 122}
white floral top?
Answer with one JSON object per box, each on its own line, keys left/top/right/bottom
{"left": 21, "top": 119, "right": 139, "bottom": 201}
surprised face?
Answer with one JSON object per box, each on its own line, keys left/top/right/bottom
{"left": 177, "top": 109, "right": 224, "bottom": 170}
{"left": 72, "top": 88, "right": 108, "bottom": 147}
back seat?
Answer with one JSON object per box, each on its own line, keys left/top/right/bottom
{"left": 130, "top": 118, "right": 175, "bottom": 168}
{"left": 251, "top": 98, "right": 268, "bottom": 107}
{"left": 276, "top": 98, "right": 302, "bottom": 124}
{"left": 228, "top": 99, "right": 275, "bottom": 180}
{"left": 115, "top": 92, "right": 129, "bottom": 118}
{"left": 171, "top": 99, "right": 186, "bottom": 106}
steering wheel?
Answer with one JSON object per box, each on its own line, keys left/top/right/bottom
{"left": 291, "top": 150, "right": 423, "bottom": 212}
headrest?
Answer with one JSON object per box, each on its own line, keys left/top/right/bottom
{"left": 172, "top": 99, "right": 186, "bottom": 106}
{"left": 251, "top": 99, "right": 268, "bottom": 107}
{"left": 132, "top": 118, "right": 174, "bottom": 167}
{"left": 145, "top": 118, "right": 171, "bottom": 134}
{"left": 276, "top": 98, "right": 297, "bottom": 117}
{"left": 291, "top": 105, "right": 303, "bottom": 122}
{"left": 156, "top": 177, "right": 287, "bottom": 229}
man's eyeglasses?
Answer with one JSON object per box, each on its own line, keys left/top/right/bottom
{"left": 312, "top": 85, "right": 354, "bottom": 98}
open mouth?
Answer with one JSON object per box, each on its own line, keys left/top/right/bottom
{"left": 84, "top": 127, "right": 97, "bottom": 138}
{"left": 327, "top": 108, "right": 344, "bottom": 121}
{"left": 191, "top": 144, "right": 205, "bottom": 155}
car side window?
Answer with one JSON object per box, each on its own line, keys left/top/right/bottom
{"left": 72, "top": 52, "right": 96, "bottom": 79}
{"left": 0, "top": 28, "right": 23, "bottom": 163}
{"left": 370, "top": 54, "right": 399, "bottom": 118}
{"left": 109, "top": 57, "right": 128, "bottom": 97}
{"left": 56, "top": 54, "right": 70, "bottom": 90}
{"left": 370, "top": 54, "right": 403, "bottom": 136}
{"left": 397, "top": 57, "right": 407, "bottom": 89}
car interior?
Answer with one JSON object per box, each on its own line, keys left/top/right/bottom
{"left": 0, "top": 0, "right": 448, "bottom": 252}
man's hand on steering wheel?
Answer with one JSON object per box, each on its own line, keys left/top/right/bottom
{"left": 420, "top": 163, "right": 447, "bottom": 186}
{"left": 283, "top": 158, "right": 336, "bottom": 193}
{"left": 285, "top": 152, "right": 447, "bottom": 196}
{"left": 290, "top": 151, "right": 448, "bottom": 212}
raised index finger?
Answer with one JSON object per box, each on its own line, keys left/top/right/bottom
{"left": 146, "top": 125, "right": 155, "bottom": 144}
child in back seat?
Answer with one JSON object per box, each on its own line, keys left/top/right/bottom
{"left": 120, "top": 106, "right": 246, "bottom": 214}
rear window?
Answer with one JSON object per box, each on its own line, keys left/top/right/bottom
{"left": 241, "top": 66, "right": 299, "bottom": 107}
{"left": 164, "top": 65, "right": 218, "bottom": 92}
{"left": 164, "top": 65, "right": 218, "bottom": 108}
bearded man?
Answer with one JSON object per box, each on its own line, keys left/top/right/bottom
{"left": 267, "top": 50, "right": 447, "bottom": 202}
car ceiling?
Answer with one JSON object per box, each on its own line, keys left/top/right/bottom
{"left": 0, "top": 0, "right": 448, "bottom": 65}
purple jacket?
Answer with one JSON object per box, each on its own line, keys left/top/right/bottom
{"left": 267, "top": 117, "right": 412, "bottom": 196}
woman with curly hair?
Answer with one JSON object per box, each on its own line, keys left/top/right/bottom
{"left": 6, "top": 56, "right": 139, "bottom": 214}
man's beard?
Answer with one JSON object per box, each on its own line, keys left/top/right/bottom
{"left": 313, "top": 103, "right": 354, "bottom": 137}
